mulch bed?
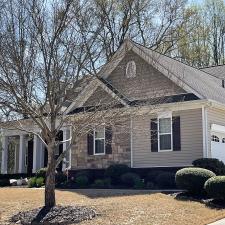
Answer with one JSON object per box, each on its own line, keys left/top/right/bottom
{"left": 10, "top": 205, "right": 97, "bottom": 225}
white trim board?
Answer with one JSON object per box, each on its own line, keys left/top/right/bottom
{"left": 211, "top": 124, "right": 225, "bottom": 134}
{"left": 65, "top": 78, "right": 129, "bottom": 114}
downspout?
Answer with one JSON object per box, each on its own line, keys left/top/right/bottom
{"left": 130, "top": 116, "right": 133, "bottom": 168}
{"left": 205, "top": 107, "right": 209, "bottom": 158}
{"left": 202, "top": 105, "right": 209, "bottom": 158}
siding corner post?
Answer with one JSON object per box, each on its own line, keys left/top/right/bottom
{"left": 130, "top": 116, "right": 133, "bottom": 168}
{"left": 1, "top": 136, "right": 8, "bottom": 174}
{"left": 202, "top": 105, "right": 209, "bottom": 158}
{"left": 18, "top": 134, "right": 26, "bottom": 173}
{"left": 62, "top": 127, "right": 71, "bottom": 171}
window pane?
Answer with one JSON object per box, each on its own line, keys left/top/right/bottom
{"left": 95, "top": 139, "right": 104, "bottom": 154}
{"left": 95, "top": 127, "right": 104, "bottom": 139}
{"left": 160, "top": 134, "right": 171, "bottom": 150}
{"left": 159, "top": 118, "right": 171, "bottom": 133}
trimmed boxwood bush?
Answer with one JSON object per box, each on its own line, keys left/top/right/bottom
{"left": 192, "top": 158, "right": 225, "bottom": 175}
{"left": 36, "top": 177, "right": 44, "bottom": 187}
{"left": 75, "top": 175, "right": 89, "bottom": 187}
{"left": 134, "top": 179, "right": 145, "bottom": 189}
{"left": 92, "top": 179, "right": 105, "bottom": 188}
{"left": 105, "top": 164, "right": 130, "bottom": 185}
{"left": 156, "top": 172, "right": 175, "bottom": 189}
{"left": 121, "top": 172, "right": 140, "bottom": 187}
{"left": 175, "top": 167, "right": 215, "bottom": 194}
{"left": 76, "top": 170, "right": 91, "bottom": 179}
{"left": 204, "top": 176, "right": 225, "bottom": 199}
{"left": 0, "top": 179, "right": 10, "bottom": 187}
{"left": 28, "top": 177, "right": 37, "bottom": 188}
{"left": 56, "top": 172, "right": 67, "bottom": 185}
{"left": 146, "top": 170, "right": 163, "bottom": 183}
{"left": 36, "top": 168, "right": 47, "bottom": 178}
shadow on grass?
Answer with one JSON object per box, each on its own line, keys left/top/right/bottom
{"left": 174, "top": 192, "right": 225, "bottom": 210}
{"left": 57, "top": 188, "right": 170, "bottom": 199}
{"left": 205, "top": 199, "right": 225, "bottom": 210}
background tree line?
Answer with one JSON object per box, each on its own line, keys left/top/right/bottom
{"left": 70, "top": 0, "right": 225, "bottom": 73}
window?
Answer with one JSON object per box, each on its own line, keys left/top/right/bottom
{"left": 158, "top": 117, "right": 172, "bottom": 151}
{"left": 126, "top": 60, "right": 136, "bottom": 78}
{"left": 211, "top": 135, "right": 219, "bottom": 142}
{"left": 94, "top": 126, "right": 105, "bottom": 155}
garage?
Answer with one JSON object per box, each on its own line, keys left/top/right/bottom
{"left": 211, "top": 124, "right": 225, "bottom": 163}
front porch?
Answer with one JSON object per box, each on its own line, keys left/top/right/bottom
{"left": 1, "top": 129, "right": 71, "bottom": 175}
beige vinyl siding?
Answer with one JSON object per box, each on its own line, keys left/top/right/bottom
{"left": 132, "top": 108, "right": 203, "bottom": 167}
{"left": 107, "top": 50, "right": 185, "bottom": 100}
{"left": 83, "top": 86, "right": 118, "bottom": 107}
{"left": 207, "top": 107, "right": 225, "bottom": 157}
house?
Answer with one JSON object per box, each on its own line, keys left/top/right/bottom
{"left": 1, "top": 39, "right": 225, "bottom": 175}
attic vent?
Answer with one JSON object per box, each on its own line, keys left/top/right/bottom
{"left": 222, "top": 79, "right": 225, "bottom": 88}
{"left": 126, "top": 60, "right": 136, "bottom": 78}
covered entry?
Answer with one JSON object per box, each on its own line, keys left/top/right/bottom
{"left": 211, "top": 124, "right": 225, "bottom": 163}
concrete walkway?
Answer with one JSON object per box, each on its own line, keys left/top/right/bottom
{"left": 208, "top": 218, "right": 225, "bottom": 225}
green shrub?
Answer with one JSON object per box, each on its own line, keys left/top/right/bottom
{"left": 56, "top": 172, "right": 67, "bottom": 185}
{"left": 28, "top": 177, "right": 36, "bottom": 188}
{"left": 156, "top": 172, "right": 175, "bottom": 189}
{"left": 36, "top": 177, "right": 44, "bottom": 187}
{"left": 175, "top": 167, "right": 215, "bottom": 194}
{"left": 75, "top": 175, "right": 89, "bottom": 187}
{"left": 76, "top": 170, "right": 91, "bottom": 179}
{"left": 120, "top": 172, "right": 140, "bottom": 187}
{"left": 204, "top": 176, "right": 225, "bottom": 200}
{"left": 0, "top": 179, "right": 10, "bottom": 187}
{"left": 36, "top": 168, "right": 47, "bottom": 178}
{"left": 146, "top": 182, "right": 156, "bottom": 189}
{"left": 192, "top": 158, "right": 225, "bottom": 175}
{"left": 105, "top": 164, "right": 130, "bottom": 185}
{"left": 92, "top": 179, "right": 105, "bottom": 188}
{"left": 91, "top": 178, "right": 111, "bottom": 188}
{"left": 134, "top": 179, "right": 145, "bottom": 189}
{"left": 146, "top": 170, "right": 163, "bottom": 182}
{"left": 103, "top": 178, "right": 111, "bottom": 188}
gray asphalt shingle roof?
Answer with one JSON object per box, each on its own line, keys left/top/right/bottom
{"left": 132, "top": 42, "right": 225, "bottom": 105}
{"left": 201, "top": 65, "right": 225, "bottom": 80}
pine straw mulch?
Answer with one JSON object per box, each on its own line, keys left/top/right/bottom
{"left": 1, "top": 188, "right": 225, "bottom": 225}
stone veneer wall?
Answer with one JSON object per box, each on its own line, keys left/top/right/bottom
{"left": 70, "top": 121, "right": 131, "bottom": 169}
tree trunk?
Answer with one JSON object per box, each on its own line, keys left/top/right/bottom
{"left": 45, "top": 140, "right": 56, "bottom": 207}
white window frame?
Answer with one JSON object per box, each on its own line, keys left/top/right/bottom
{"left": 93, "top": 126, "right": 105, "bottom": 155}
{"left": 157, "top": 112, "right": 173, "bottom": 152}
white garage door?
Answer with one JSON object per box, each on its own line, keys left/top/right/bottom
{"left": 211, "top": 131, "right": 225, "bottom": 163}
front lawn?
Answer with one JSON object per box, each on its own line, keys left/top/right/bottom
{"left": 0, "top": 188, "right": 225, "bottom": 225}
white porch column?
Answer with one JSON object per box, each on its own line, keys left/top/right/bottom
{"left": 1, "top": 136, "right": 9, "bottom": 174}
{"left": 32, "top": 135, "right": 38, "bottom": 173}
{"left": 18, "top": 135, "right": 26, "bottom": 173}
{"left": 39, "top": 141, "right": 45, "bottom": 168}
{"left": 33, "top": 135, "right": 44, "bottom": 173}
{"left": 62, "top": 129, "right": 71, "bottom": 171}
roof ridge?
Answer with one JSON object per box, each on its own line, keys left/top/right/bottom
{"left": 131, "top": 40, "right": 223, "bottom": 81}
{"left": 200, "top": 64, "right": 225, "bottom": 69}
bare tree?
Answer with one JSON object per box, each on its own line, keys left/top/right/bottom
{"left": 0, "top": 0, "right": 92, "bottom": 207}
{"left": 0, "top": 0, "right": 187, "bottom": 209}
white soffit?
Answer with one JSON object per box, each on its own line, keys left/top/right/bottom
{"left": 157, "top": 111, "right": 172, "bottom": 118}
{"left": 211, "top": 124, "right": 225, "bottom": 134}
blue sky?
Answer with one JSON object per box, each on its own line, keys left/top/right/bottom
{"left": 189, "top": 0, "right": 203, "bottom": 4}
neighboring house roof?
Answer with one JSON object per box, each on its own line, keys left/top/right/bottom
{"left": 66, "top": 39, "right": 225, "bottom": 114}
{"left": 200, "top": 65, "right": 225, "bottom": 80}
